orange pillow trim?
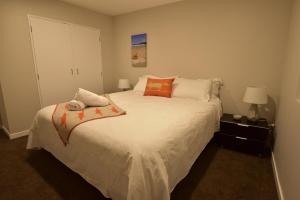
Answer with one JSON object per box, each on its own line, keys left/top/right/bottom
{"left": 144, "top": 78, "right": 175, "bottom": 98}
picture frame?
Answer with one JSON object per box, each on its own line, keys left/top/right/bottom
{"left": 131, "top": 33, "right": 147, "bottom": 67}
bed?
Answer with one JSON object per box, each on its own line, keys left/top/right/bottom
{"left": 27, "top": 90, "right": 222, "bottom": 200}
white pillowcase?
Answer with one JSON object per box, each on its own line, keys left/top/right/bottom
{"left": 211, "top": 78, "right": 223, "bottom": 98}
{"left": 133, "top": 75, "right": 178, "bottom": 92}
{"left": 172, "top": 78, "right": 212, "bottom": 101}
{"left": 74, "top": 88, "right": 109, "bottom": 107}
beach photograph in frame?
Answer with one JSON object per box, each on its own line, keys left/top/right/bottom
{"left": 131, "top": 33, "right": 147, "bottom": 67}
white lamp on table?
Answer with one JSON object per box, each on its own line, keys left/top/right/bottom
{"left": 243, "top": 86, "right": 268, "bottom": 121}
{"left": 118, "top": 79, "right": 130, "bottom": 91}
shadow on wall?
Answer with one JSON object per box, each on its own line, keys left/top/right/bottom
{"left": 219, "top": 87, "right": 240, "bottom": 115}
{"left": 259, "top": 96, "right": 277, "bottom": 123}
{"left": 0, "top": 82, "right": 8, "bottom": 129}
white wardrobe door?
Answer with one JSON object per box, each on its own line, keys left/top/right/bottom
{"left": 70, "top": 24, "right": 104, "bottom": 94}
{"left": 30, "top": 17, "right": 76, "bottom": 107}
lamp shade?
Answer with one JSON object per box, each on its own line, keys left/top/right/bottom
{"left": 243, "top": 86, "right": 268, "bottom": 104}
{"left": 118, "top": 79, "right": 130, "bottom": 89}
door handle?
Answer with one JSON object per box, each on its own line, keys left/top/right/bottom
{"left": 71, "top": 68, "right": 74, "bottom": 75}
{"left": 76, "top": 68, "right": 79, "bottom": 75}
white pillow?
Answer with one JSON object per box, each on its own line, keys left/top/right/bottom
{"left": 74, "top": 88, "right": 109, "bottom": 107}
{"left": 211, "top": 78, "right": 223, "bottom": 98}
{"left": 172, "top": 78, "right": 212, "bottom": 101}
{"left": 133, "top": 75, "right": 178, "bottom": 92}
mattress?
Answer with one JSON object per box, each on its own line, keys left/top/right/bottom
{"left": 27, "top": 91, "right": 222, "bottom": 200}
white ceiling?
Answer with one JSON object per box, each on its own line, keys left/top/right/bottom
{"left": 59, "top": 0, "right": 183, "bottom": 16}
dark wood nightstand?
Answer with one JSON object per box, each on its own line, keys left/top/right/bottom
{"left": 215, "top": 113, "right": 273, "bottom": 156}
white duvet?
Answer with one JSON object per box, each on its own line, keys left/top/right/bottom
{"left": 27, "top": 91, "right": 222, "bottom": 200}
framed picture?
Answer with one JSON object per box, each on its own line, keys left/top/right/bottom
{"left": 131, "top": 33, "right": 147, "bottom": 67}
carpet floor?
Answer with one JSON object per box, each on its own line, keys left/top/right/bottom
{"left": 0, "top": 130, "right": 278, "bottom": 200}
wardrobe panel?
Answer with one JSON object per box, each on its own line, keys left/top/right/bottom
{"left": 30, "top": 17, "right": 77, "bottom": 107}
{"left": 70, "top": 24, "right": 104, "bottom": 95}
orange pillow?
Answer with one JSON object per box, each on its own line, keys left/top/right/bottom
{"left": 144, "top": 78, "right": 175, "bottom": 98}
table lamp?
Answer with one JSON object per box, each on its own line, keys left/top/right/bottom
{"left": 118, "top": 79, "right": 130, "bottom": 91}
{"left": 243, "top": 86, "right": 268, "bottom": 121}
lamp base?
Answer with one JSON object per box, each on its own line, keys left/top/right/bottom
{"left": 247, "top": 104, "right": 259, "bottom": 122}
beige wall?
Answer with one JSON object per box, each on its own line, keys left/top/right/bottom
{"left": 274, "top": 0, "right": 300, "bottom": 199}
{"left": 0, "top": 0, "right": 113, "bottom": 133}
{"left": 0, "top": 0, "right": 299, "bottom": 198}
{"left": 112, "top": 0, "right": 291, "bottom": 119}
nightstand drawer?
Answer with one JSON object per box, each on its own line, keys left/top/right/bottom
{"left": 217, "top": 113, "right": 273, "bottom": 156}
{"left": 216, "top": 132, "right": 266, "bottom": 154}
{"left": 220, "top": 122, "right": 269, "bottom": 140}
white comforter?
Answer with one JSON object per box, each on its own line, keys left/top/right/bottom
{"left": 27, "top": 91, "right": 222, "bottom": 200}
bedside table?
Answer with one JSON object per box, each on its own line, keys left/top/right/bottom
{"left": 215, "top": 113, "right": 273, "bottom": 156}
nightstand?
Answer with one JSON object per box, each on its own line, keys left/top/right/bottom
{"left": 215, "top": 113, "right": 273, "bottom": 156}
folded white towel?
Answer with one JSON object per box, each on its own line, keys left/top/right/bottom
{"left": 74, "top": 88, "right": 109, "bottom": 107}
{"left": 67, "top": 100, "right": 86, "bottom": 111}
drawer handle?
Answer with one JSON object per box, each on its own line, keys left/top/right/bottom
{"left": 235, "top": 136, "right": 248, "bottom": 140}
{"left": 237, "top": 123, "right": 249, "bottom": 127}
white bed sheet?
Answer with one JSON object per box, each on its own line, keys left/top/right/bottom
{"left": 27, "top": 91, "right": 222, "bottom": 200}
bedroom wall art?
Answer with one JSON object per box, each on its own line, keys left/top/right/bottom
{"left": 131, "top": 33, "right": 147, "bottom": 67}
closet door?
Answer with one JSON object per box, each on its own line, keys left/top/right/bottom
{"left": 70, "top": 24, "right": 104, "bottom": 94}
{"left": 30, "top": 17, "right": 76, "bottom": 107}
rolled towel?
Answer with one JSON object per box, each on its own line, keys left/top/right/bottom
{"left": 67, "top": 100, "right": 86, "bottom": 111}
{"left": 74, "top": 88, "right": 109, "bottom": 107}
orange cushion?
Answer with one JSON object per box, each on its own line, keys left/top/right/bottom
{"left": 144, "top": 78, "right": 175, "bottom": 98}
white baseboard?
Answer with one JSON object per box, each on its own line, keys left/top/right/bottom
{"left": 271, "top": 152, "right": 285, "bottom": 200}
{"left": 9, "top": 129, "right": 29, "bottom": 139}
{"left": 1, "top": 125, "right": 29, "bottom": 140}
{"left": 1, "top": 125, "right": 10, "bottom": 138}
